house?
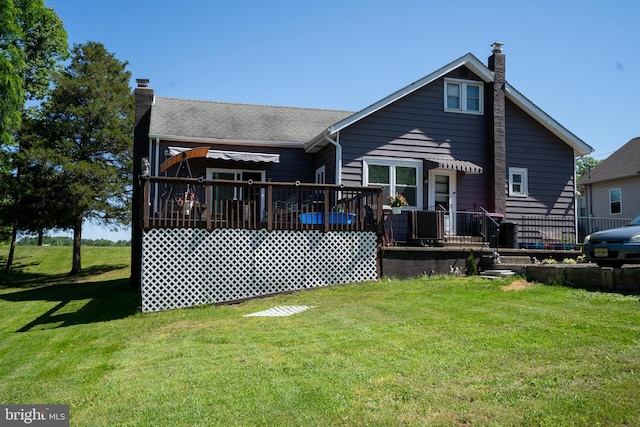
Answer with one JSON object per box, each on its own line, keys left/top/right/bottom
{"left": 577, "top": 137, "right": 640, "bottom": 231}
{"left": 132, "top": 44, "right": 593, "bottom": 310}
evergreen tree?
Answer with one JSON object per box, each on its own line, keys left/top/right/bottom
{"left": 38, "top": 41, "right": 133, "bottom": 275}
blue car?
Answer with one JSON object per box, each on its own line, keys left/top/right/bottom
{"left": 583, "top": 215, "right": 640, "bottom": 267}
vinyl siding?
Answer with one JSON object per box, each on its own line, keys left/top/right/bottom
{"left": 505, "top": 100, "right": 576, "bottom": 218}
{"left": 315, "top": 144, "right": 337, "bottom": 184}
{"left": 155, "top": 140, "right": 315, "bottom": 183}
{"left": 337, "top": 69, "right": 490, "bottom": 210}
{"left": 587, "top": 176, "right": 640, "bottom": 218}
{"left": 336, "top": 66, "right": 578, "bottom": 219}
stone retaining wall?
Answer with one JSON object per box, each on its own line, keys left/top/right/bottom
{"left": 523, "top": 265, "right": 640, "bottom": 292}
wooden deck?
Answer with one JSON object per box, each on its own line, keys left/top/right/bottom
{"left": 141, "top": 176, "right": 383, "bottom": 233}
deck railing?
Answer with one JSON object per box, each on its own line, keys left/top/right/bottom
{"left": 141, "top": 178, "right": 624, "bottom": 249}
{"left": 385, "top": 210, "right": 591, "bottom": 250}
{"left": 520, "top": 216, "right": 633, "bottom": 249}
{"left": 141, "top": 176, "right": 383, "bottom": 233}
{"left": 518, "top": 216, "right": 577, "bottom": 249}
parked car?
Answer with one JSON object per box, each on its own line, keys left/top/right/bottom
{"left": 582, "top": 215, "right": 640, "bottom": 267}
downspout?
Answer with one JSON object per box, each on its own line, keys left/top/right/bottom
{"left": 324, "top": 132, "right": 342, "bottom": 184}
{"left": 154, "top": 137, "right": 160, "bottom": 213}
{"left": 573, "top": 152, "right": 579, "bottom": 243}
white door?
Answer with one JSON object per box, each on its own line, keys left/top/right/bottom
{"left": 428, "top": 170, "right": 456, "bottom": 235}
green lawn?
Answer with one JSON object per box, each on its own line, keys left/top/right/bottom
{"left": 1, "top": 246, "right": 640, "bottom": 426}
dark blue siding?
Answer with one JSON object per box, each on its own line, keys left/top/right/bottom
{"left": 505, "top": 100, "right": 576, "bottom": 217}
{"left": 336, "top": 66, "right": 576, "bottom": 218}
{"left": 338, "top": 71, "right": 490, "bottom": 211}
{"left": 156, "top": 141, "right": 315, "bottom": 183}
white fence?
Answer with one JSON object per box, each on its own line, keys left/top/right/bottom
{"left": 141, "top": 228, "right": 378, "bottom": 312}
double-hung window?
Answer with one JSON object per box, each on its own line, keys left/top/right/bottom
{"left": 508, "top": 167, "right": 528, "bottom": 197}
{"left": 364, "top": 159, "right": 421, "bottom": 208}
{"left": 444, "top": 78, "right": 483, "bottom": 114}
{"left": 609, "top": 188, "right": 622, "bottom": 215}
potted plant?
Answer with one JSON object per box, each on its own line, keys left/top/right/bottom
{"left": 387, "top": 193, "right": 408, "bottom": 214}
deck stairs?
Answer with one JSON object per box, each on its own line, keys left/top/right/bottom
{"left": 480, "top": 254, "right": 535, "bottom": 278}
{"left": 442, "top": 235, "right": 486, "bottom": 249}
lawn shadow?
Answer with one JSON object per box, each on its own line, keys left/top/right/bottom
{"left": 0, "top": 263, "right": 129, "bottom": 289}
{"left": 0, "top": 277, "right": 140, "bottom": 332}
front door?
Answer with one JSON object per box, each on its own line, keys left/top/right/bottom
{"left": 428, "top": 170, "right": 456, "bottom": 235}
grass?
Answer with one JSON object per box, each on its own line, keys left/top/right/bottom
{"left": 1, "top": 246, "right": 640, "bottom": 426}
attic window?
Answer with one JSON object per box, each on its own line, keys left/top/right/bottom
{"left": 444, "top": 78, "right": 483, "bottom": 114}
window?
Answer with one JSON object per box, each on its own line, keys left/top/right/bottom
{"left": 509, "top": 168, "right": 528, "bottom": 197}
{"left": 364, "top": 159, "right": 421, "bottom": 207}
{"left": 609, "top": 188, "right": 621, "bottom": 215}
{"left": 578, "top": 196, "right": 587, "bottom": 217}
{"left": 444, "top": 78, "right": 483, "bottom": 114}
{"left": 208, "top": 168, "right": 265, "bottom": 213}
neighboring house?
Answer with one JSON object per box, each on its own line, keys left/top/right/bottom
{"left": 132, "top": 44, "right": 594, "bottom": 309}
{"left": 577, "top": 137, "right": 640, "bottom": 219}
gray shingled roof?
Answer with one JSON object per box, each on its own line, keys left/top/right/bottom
{"left": 578, "top": 137, "right": 640, "bottom": 185}
{"left": 149, "top": 97, "right": 353, "bottom": 144}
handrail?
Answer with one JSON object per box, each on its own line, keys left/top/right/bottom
{"left": 141, "top": 176, "right": 383, "bottom": 234}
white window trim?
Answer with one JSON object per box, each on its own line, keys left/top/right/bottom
{"left": 363, "top": 158, "right": 423, "bottom": 208}
{"left": 207, "top": 167, "right": 266, "bottom": 215}
{"left": 444, "top": 78, "right": 484, "bottom": 115}
{"left": 578, "top": 195, "right": 587, "bottom": 217}
{"left": 609, "top": 188, "right": 622, "bottom": 215}
{"left": 508, "top": 167, "right": 528, "bottom": 197}
{"left": 315, "top": 166, "right": 326, "bottom": 184}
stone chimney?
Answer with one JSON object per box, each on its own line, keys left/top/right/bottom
{"left": 131, "top": 79, "right": 154, "bottom": 288}
{"left": 487, "top": 43, "right": 506, "bottom": 215}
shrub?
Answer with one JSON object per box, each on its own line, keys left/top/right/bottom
{"left": 466, "top": 252, "right": 478, "bottom": 276}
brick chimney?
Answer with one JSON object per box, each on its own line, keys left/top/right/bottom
{"left": 131, "top": 78, "right": 154, "bottom": 288}
{"left": 487, "top": 42, "right": 506, "bottom": 215}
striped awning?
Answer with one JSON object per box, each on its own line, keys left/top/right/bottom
{"left": 168, "top": 146, "right": 280, "bottom": 164}
{"left": 425, "top": 158, "right": 483, "bottom": 174}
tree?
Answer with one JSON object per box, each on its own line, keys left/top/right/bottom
{"left": 1, "top": 1, "right": 67, "bottom": 271}
{"left": 0, "top": 0, "right": 67, "bottom": 146}
{"left": 38, "top": 41, "right": 133, "bottom": 275}
{"left": 576, "top": 156, "right": 602, "bottom": 180}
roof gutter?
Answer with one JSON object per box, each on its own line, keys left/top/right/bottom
{"left": 148, "top": 133, "right": 306, "bottom": 149}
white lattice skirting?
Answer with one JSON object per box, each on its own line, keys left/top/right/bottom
{"left": 141, "top": 228, "right": 378, "bottom": 312}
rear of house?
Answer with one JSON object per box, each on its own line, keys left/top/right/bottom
{"left": 132, "top": 44, "right": 593, "bottom": 310}
{"left": 306, "top": 46, "right": 591, "bottom": 244}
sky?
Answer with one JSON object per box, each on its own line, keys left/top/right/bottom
{"left": 44, "top": 0, "right": 639, "bottom": 240}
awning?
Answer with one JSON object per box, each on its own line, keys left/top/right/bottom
{"left": 168, "top": 147, "right": 280, "bottom": 164}
{"left": 425, "top": 158, "right": 483, "bottom": 174}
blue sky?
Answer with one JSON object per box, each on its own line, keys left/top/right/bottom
{"left": 45, "top": 0, "right": 639, "bottom": 240}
